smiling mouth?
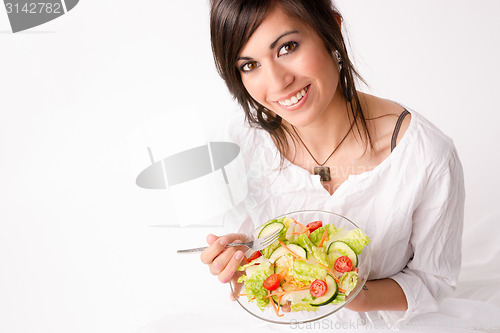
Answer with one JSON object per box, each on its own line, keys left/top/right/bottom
{"left": 277, "top": 85, "right": 309, "bottom": 107}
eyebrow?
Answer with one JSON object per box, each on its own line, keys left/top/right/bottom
{"left": 270, "top": 30, "right": 299, "bottom": 49}
{"left": 237, "top": 30, "right": 300, "bottom": 62}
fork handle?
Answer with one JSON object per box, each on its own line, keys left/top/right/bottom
{"left": 176, "top": 242, "right": 248, "bottom": 254}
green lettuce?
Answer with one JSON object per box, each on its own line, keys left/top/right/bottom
{"left": 337, "top": 228, "right": 370, "bottom": 255}
{"left": 338, "top": 271, "right": 358, "bottom": 296}
{"left": 331, "top": 293, "right": 346, "bottom": 304}
{"left": 310, "top": 246, "right": 329, "bottom": 267}
{"left": 292, "top": 260, "right": 327, "bottom": 283}
{"left": 294, "top": 234, "right": 313, "bottom": 255}
{"left": 309, "top": 226, "right": 326, "bottom": 246}
{"left": 237, "top": 258, "right": 273, "bottom": 310}
{"left": 237, "top": 256, "right": 271, "bottom": 272}
{"left": 309, "top": 224, "right": 341, "bottom": 247}
{"left": 291, "top": 302, "right": 319, "bottom": 312}
{"left": 326, "top": 224, "right": 340, "bottom": 239}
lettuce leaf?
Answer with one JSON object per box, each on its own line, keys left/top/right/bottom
{"left": 310, "top": 246, "right": 329, "bottom": 267}
{"left": 237, "top": 258, "right": 273, "bottom": 310}
{"left": 292, "top": 260, "right": 327, "bottom": 283}
{"left": 326, "top": 224, "right": 340, "bottom": 239}
{"left": 336, "top": 228, "right": 370, "bottom": 255}
{"left": 309, "top": 224, "right": 341, "bottom": 247}
{"left": 308, "top": 226, "right": 326, "bottom": 246}
{"left": 294, "top": 234, "right": 313, "bottom": 255}
{"left": 331, "top": 293, "right": 346, "bottom": 304}
{"left": 338, "top": 271, "right": 358, "bottom": 296}
{"left": 291, "top": 302, "right": 319, "bottom": 312}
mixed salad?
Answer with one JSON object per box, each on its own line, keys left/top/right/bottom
{"left": 236, "top": 216, "right": 370, "bottom": 317}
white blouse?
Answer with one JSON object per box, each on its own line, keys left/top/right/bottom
{"left": 223, "top": 109, "right": 465, "bottom": 328}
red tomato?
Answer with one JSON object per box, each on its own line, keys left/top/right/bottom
{"left": 309, "top": 279, "right": 328, "bottom": 297}
{"left": 244, "top": 251, "right": 262, "bottom": 263}
{"left": 334, "top": 256, "right": 353, "bottom": 273}
{"left": 263, "top": 274, "right": 281, "bottom": 291}
{"left": 306, "top": 221, "right": 323, "bottom": 233}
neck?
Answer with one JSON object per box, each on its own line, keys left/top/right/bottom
{"left": 287, "top": 91, "right": 354, "bottom": 159}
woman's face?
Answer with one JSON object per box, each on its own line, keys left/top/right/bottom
{"left": 237, "top": 5, "right": 341, "bottom": 129}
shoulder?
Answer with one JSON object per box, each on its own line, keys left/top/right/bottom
{"left": 360, "top": 93, "right": 411, "bottom": 154}
{"left": 361, "top": 93, "right": 458, "bottom": 167}
{"left": 409, "top": 111, "right": 460, "bottom": 170}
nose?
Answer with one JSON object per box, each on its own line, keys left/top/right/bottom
{"left": 265, "top": 62, "right": 294, "bottom": 95}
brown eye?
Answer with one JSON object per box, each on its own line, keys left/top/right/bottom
{"left": 278, "top": 42, "right": 298, "bottom": 57}
{"left": 241, "top": 61, "right": 259, "bottom": 73}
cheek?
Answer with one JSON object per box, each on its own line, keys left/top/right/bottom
{"left": 241, "top": 77, "right": 267, "bottom": 105}
{"left": 301, "top": 51, "right": 339, "bottom": 87}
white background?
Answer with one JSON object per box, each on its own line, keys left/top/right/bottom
{"left": 1, "top": 1, "right": 499, "bottom": 332}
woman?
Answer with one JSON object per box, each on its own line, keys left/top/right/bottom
{"left": 200, "top": 0, "right": 464, "bottom": 327}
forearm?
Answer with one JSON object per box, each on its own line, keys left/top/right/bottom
{"left": 346, "top": 278, "right": 407, "bottom": 312}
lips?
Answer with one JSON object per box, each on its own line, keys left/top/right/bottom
{"left": 275, "top": 85, "right": 310, "bottom": 110}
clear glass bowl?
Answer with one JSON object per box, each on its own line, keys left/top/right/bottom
{"left": 230, "top": 210, "right": 372, "bottom": 324}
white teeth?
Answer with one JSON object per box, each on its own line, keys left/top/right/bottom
{"left": 278, "top": 86, "right": 308, "bottom": 107}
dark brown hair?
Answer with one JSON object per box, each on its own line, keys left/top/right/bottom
{"left": 209, "top": 0, "right": 371, "bottom": 164}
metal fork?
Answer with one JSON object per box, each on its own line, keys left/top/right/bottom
{"left": 176, "top": 228, "right": 281, "bottom": 254}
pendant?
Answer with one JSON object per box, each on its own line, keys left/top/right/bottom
{"left": 314, "top": 166, "right": 331, "bottom": 182}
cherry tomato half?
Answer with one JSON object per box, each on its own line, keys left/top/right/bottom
{"left": 306, "top": 221, "right": 323, "bottom": 233}
{"left": 244, "top": 251, "right": 262, "bottom": 263}
{"left": 263, "top": 274, "right": 281, "bottom": 291}
{"left": 310, "top": 279, "right": 328, "bottom": 297}
{"left": 334, "top": 256, "right": 353, "bottom": 273}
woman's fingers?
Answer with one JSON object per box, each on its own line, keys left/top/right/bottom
{"left": 200, "top": 233, "right": 245, "bottom": 264}
{"left": 200, "top": 235, "right": 230, "bottom": 264}
{"left": 209, "top": 245, "right": 238, "bottom": 275}
{"left": 206, "top": 234, "right": 218, "bottom": 245}
{"left": 217, "top": 249, "right": 244, "bottom": 283}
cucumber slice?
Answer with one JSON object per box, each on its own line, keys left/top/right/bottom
{"left": 327, "top": 241, "right": 358, "bottom": 267}
{"left": 258, "top": 222, "right": 285, "bottom": 238}
{"left": 269, "top": 244, "right": 307, "bottom": 264}
{"left": 310, "top": 275, "right": 338, "bottom": 306}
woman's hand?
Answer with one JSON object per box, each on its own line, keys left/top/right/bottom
{"left": 200, "top": 233, "right": 246, "bottom": 284}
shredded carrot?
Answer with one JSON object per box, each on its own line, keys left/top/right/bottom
{"left": 277, "top": 267, "right": 289, "bottom": 279}
{"left": 318, "top": 229, "right": 329, "bottom": 247}
{"left": 263, "top": 291, "right": 287, "bottom": 299}
{"left": 277, "top": 294, "right": 284, "bottom": 308}
{"left": 339, "top": 287, "right": 346, "bottom": 293}
{"left": 291, "top": 219, "right": 313, "bottom": 237}
{"left": 263, "top": 285, "right": 311, "bottom": 300}
{"left": 268, "top": 290, "right": 284, "bottom": 317}
{"left": 302, "top": 258, "right": 341, "bottom": 284}
{"left": 279, "top": 241, "right": 301, "bottom": 258}
{"left": 237, "top": 293, "right": 247, "bottom": 297}
{"left": 292, "top": 286, "right": 310, "bottom": 291}
{"left": 292, "top": 219, "right": 307, "bottom": 230}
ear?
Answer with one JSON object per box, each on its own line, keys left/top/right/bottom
{"left": 333, "top": 11, "right": 342, "bottom": 28}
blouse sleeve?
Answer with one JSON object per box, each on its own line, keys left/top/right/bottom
{"left": 379, "top": 146, "right": 465, "bottom": 327}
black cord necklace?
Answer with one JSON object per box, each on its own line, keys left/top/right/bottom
{"left": 291, "top": 122, "right": 354, "bottom": 182}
